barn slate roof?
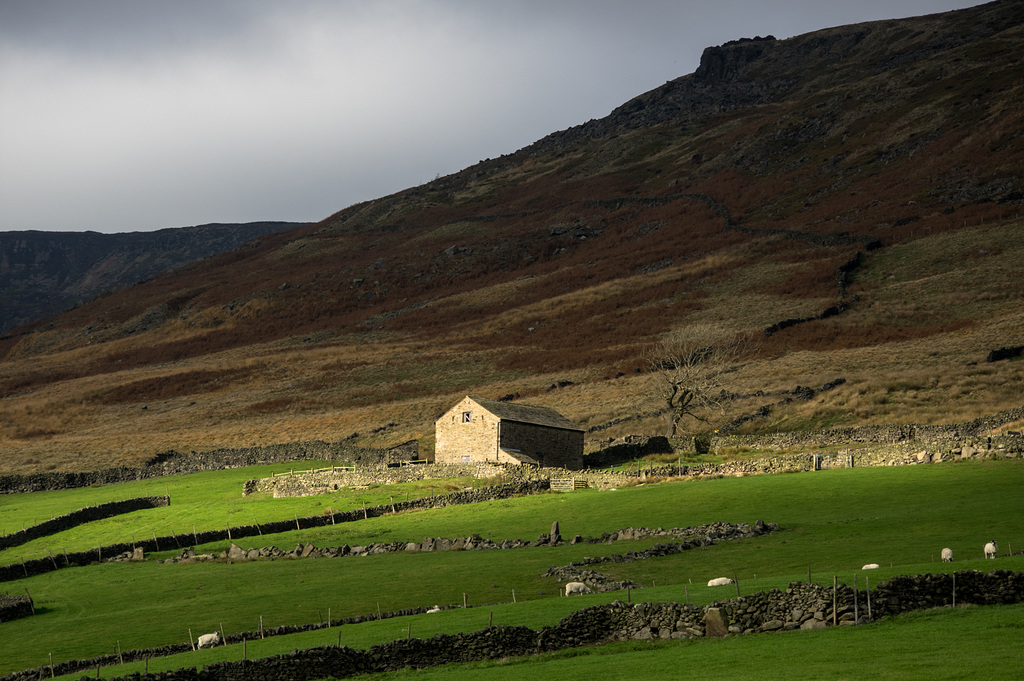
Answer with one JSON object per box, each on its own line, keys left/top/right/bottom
{"left": 467, "top": 396, "right": 582, "bottom": 431}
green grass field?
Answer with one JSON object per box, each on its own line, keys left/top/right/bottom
{"left": 1, "top": 460, "right": 1023, "bottom": 679}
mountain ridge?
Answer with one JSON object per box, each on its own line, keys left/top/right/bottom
{"left": 0, "top": 222, "right": 304, "bottom": 335}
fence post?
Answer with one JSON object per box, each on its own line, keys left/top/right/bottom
{"left": 832, "top": 576, "right": 837, "bottom": 626}
{"left": 853, "top": 574, "right": 859, "bottom": 624}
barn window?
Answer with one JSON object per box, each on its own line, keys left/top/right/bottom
{"left": 462, "top": 411, "right": 472, "bottom": 423}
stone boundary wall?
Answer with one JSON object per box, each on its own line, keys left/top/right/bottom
{"left": 0, "top": 441, "right": 385, "bottom": 495}
{"left": 8, "top": 570, "right": 1020, "bottom": 681}
{"left": 160, "top": 522, "right": 775, "bottom": 573}
{"left": 625, "top": 435, "right": 1023, "bottom": 482}
{"left": 708, "top": 404, "right": 1024, "bottom": 450}
{"left": 247, "top": 463, "right": 506, "bottom": 497}
{"left": 0, "top": 496, "right": 170, "bottom": 551}
{"left": 0, "top": 481, "right": 548, "bottom": 584}
{"left": 0, "top": 594, "right": 33, "bottom": 623}
{"left": 244, "top": 432, "right": 1024, "bottom": 499}
{"left": 542, "top": 521, "right": 778, "bottom": 592}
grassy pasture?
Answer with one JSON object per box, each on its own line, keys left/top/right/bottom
{"left": 1, "top": 460, "right": 1023, "bottom": 678}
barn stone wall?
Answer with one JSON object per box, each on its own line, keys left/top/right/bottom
{"left": 499, "top": 420, "right": 584, "bottom": 469}
{"left": 434, "top": 398, "right": 501, "bottom": 464}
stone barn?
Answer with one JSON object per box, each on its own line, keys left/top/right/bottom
{"left": 435, "top": 396, "right": 584, "bottom": 469}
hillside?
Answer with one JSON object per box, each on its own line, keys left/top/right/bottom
{"left": 1, "top": 1, "right": 1023, "bottom": 474}
{"left": 0, "top": 222, "right": 304, "bottom": 335}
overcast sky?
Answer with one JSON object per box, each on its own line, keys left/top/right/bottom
{"left": 0, "top": 1, "right": 983, "bottom": 233}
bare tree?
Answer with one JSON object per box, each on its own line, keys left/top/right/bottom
{"left": 645, "top": 324, "right": 748, "bottom": 438}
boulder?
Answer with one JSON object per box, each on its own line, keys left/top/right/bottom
{"left": 704, "top": 607, "right": 729, "bottom": 637}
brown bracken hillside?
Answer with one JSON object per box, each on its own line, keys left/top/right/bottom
{"left": 1, "top": 1, "right": 1022, "bottom": 474}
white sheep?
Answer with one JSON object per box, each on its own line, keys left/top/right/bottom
{"left": 941, "top": 547, "right": 953, "bottom": 562}
{"left": 862, "top": 564, "right": 879, "bottom": 570}
{"left": 197, "top": 632, "right": 220, "bottom": 649}
{"left": 707, "top": 577, "right": 734, "bottom": 587}
{"left": 425, "top": 605, "right": 442, "bottom": 613}
{"left": 984, "top": 540, "right": 998, "bottom": 559}
{"left": 565, "top": 581, "right": 592, "bottom": 596}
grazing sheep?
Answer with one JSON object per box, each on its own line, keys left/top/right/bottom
{"left": 565, "top": 581, "right": 592, "bottom": 596}
{"left": 197, "top": 632, "right": 220, "bottom": 649}
{"left": 862, "top": 564, "right": 880, "bottom": 570}
{"left": 941, "top": 547, "right": 953, "bottom": 562}
{"left": 984, "top": 540, "right": 998, "bottom": 559}
{"left": 425, "top": 605, "right": 442, "bottom": 613}
{"left": 707, "top": 577, "right": 735, "bottom": 587}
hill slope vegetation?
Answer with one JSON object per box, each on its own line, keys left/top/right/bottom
{"left": 1, "top": 1, "right": 1023, "bottom": 473}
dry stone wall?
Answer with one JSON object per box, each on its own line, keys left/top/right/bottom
{"left": 707, "top": 405, "right": 1024, "bottom": 451}
{"left": 246, "top": 431, "right": 1024, "bottom": 499}
{"left": 628, "top": 434, "right": 1023, "bottom": 481}
{"left": 0, "top": 496, "right": 170, "bottom": 551}
{"left": 157, "top": 522, "right": 775, "bottom": 570}
{"left": 0, "top": 594, "right": 33, "bottom": 623}
{"left": 247, "top": 463, "right": 505, "bottom": 497}
{"left": 0, "top": 441, "right": 385, "bottom": 495}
